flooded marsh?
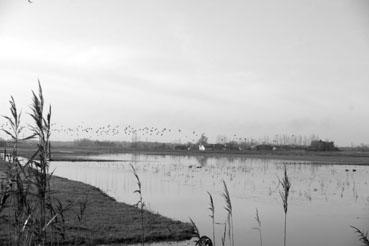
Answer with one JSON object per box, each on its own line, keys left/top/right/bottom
{"left": 51, "top": 154, "right": 369, "bottom": 246}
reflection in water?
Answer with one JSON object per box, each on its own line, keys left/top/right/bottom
{"left": 51, "top": 154, "right": 369, "bottom": 246}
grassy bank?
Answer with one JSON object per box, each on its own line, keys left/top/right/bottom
{"left": 0, "top": 160, "right": 194, "bottom": 245}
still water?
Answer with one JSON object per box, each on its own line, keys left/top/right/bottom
{"left": 51, "top": 154, "right": 369, "bottom": 246}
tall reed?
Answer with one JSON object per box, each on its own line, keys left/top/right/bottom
{"left": 222, "top": 180, "right": 234, "bottom": 246}
{"left": 2, "top": 95, "right": 34, "bottom": 243}
{"left": 130, "top": 164, "right": 145, "bottom": 246}
{"left": 0, "top": 82, "right": 80, "bottom": 244}
{"left": 29, "top": 81, "right": 53, "bottom": 244}
{"left": 279, "top": 165, "right": 291, "bottom": 246}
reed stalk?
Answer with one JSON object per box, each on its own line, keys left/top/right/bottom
{"left": 221, "top": 222, "right": 227, "bottom": 246}
{"left": 222, "top": 180, "right": 234, "bottom": 246}
{"left": 279, "top": 165, "right": 291, "bottom": 246}
{"left": 29, "top": 81, "right": 53, "bottom": 243}
{"left": 252, "top": 208, "right": 263, "bottom": 246}
{"left": 131, "top": 164, "right": 145, "bottom": 246}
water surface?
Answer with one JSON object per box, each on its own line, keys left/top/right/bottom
{"left": 51, "top": 154, "right": 369, "bottom": 246}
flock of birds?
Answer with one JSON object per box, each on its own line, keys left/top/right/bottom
{"left": 1, "top": 121, "right": 309, "bottom": 145}
{"left": 50, "top": 124, "right": 252, "bottom": 143}
{"left": 0, "top": 122, "right": 217, "bottom": 143}
{"left": 0, "top": 120, "right": 253, "bottom": 143}
{"left": 51, "top": 124, "right": 187, "bottom": 140}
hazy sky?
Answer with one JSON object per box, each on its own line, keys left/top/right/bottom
{"left": 0, "top": 0, "right": 368, "bottom": 145}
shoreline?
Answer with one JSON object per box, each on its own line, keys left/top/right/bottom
{"left": 0, "top": 160, "right": 195, "bottom": 244}
{"left": 44, "top": 149, "right": 369, "bottom": 165}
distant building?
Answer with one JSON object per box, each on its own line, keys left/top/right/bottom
{"left": 199, "top": 144, "right": 205, "bottom": 151}
{"left": 308, "top": 140, "right": 338, "bottom": 151}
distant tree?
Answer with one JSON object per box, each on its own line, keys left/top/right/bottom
{"left": 197, "top": 133, "right": 208, "bottom": 145}
{"left": 216, "top": 135, "right": 228, "bottom": 144}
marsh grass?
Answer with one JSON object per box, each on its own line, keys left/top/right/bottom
{"left": 1, "top": 94, "right": 35, "bottom": 243}
{"left": 0, "top": 82, "right": 75, "bottom": 245}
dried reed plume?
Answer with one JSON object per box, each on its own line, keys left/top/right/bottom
{"left": 29, "top": 81, "right": 53, "bottom": 243}
{"left": 2, "top": 96, "right": 27, "bottom": 161}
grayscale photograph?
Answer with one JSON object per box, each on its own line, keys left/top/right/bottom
{"left": 0, "top": 1, "right": 368, "bottom": 245}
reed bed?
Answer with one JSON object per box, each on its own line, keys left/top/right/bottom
{"left": 0, "top": 83, "right": 195, "bottom": 245}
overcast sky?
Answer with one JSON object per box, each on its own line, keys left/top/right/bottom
{"left": 0, "top": 0, "right": 368, "bottom": 145}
